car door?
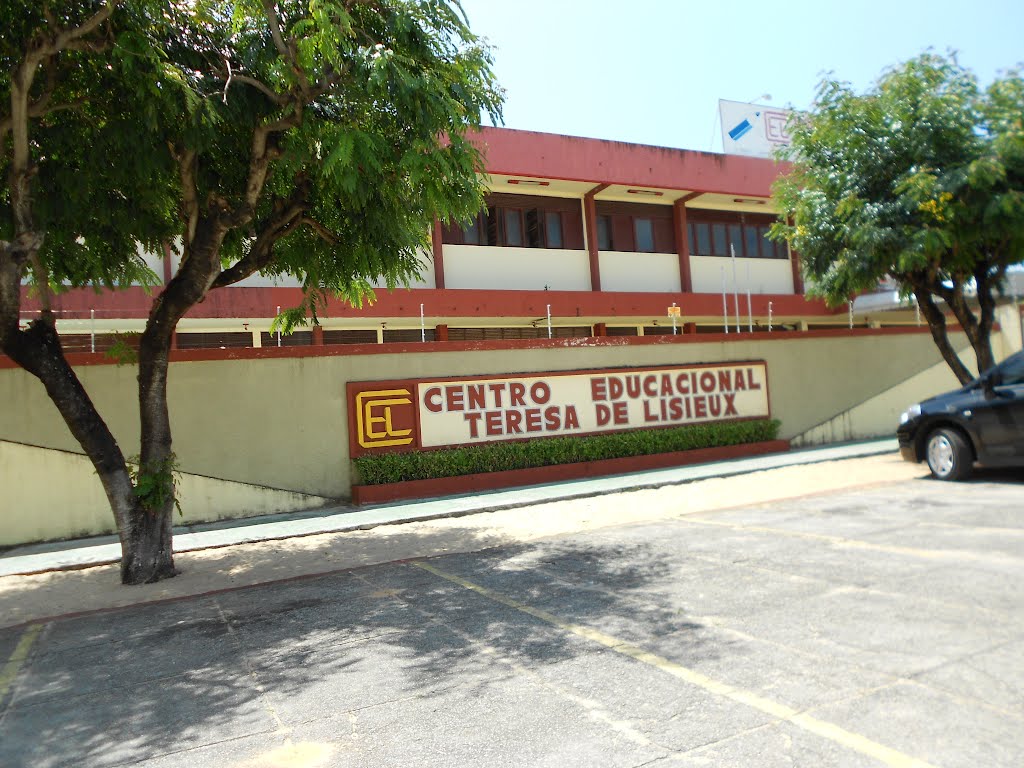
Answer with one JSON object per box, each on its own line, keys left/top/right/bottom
{"left": 971, "top": 353, "right": 1024, "bottom": 462}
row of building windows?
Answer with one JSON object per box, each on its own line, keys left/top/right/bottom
{"left": 442, "top": 194, "right": 786, "bottom": 258}
{"left": 461, "top": 207, "right": 584, "bottom": 250}
{"left": 596, "top": 212, "right": 675, "bottom": 253}
{"left": 688, "top": 220, "right": 782, "bottom": 260}
{"left": 443, "top": 193, "right": 586, "bottom": 250}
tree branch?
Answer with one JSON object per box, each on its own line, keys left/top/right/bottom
{"left": 212, "top": 199, "right": 308, "bottom": 288}
{"left": 262, "top": 0, "right": 291, "bottom": 60}
{"left": 225, "top": 108, "right": 301, "bottom": 229}
{"left": 221, "top": 55, "right": 233, "bottom": 103}
{"left": 287, "top": 36, "right": 311, "bottom": 93}
{"left": 46, "top": 1, "right": 120, "bottom": 58}
{"left": 175, "top": 147, "right": 200, "bottom": 246}
{"left": 971, "top": 262, "right": 1003, "bottom": 372}
{"left": 908, "top": 277, "right": 974, "bottom": 385}
{"left": 29, "top": 251, "right": 54, "bottom": 319}
{"left": 300, "top": 216, "right": 340, "bottom": 245}
{"left": 227, "top": 74, "right": 289, "bottom": 106}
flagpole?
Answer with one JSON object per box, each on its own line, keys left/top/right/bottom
{"left": 730, "top": 243, "right": 740, "bottom": 333}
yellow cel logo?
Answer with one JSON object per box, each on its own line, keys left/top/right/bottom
{"left": 355, "top": 389, "right": 414, "bottom": 449}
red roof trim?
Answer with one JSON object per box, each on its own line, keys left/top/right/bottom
{"left": 474, "top": 127, "right": 787, "bottom": 198}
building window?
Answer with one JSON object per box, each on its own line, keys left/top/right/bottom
{"left": 634, "top": 218, "right": 654, "bottom": 252}
{"left": 597, "top": 215, "right": 613, "bottom": 250}
{"left": 593, "top": 201, "right": 674, "bottom": 253}
{"left": 525, "top": 209, "right": 542, "bottom": 247}
{"left": 760, "top": 226, "right": 777, "bottom": 259}
{"left": 745, "top": 224, "right": 762, "bottom": 259}
{"left": 728, "top": 224, "right": 742, "bottom": 256}
{"left": 687, "top": 213, "right": 785, "bottom": 259}
{"left": 383, "top": 328, "right": 437, "bottom": 343}
{"left": 712, "top": 223, "right": 727, "bottom": 256}
{"left": 440, "top": 193, "right": 585, "bottom": 249}
{"left": 545, "top": 211, "right": 563, "bottom": 248}
{"left": 447, "top": 326, "right": 592, "bottom": 341}
{"left": 694, "top": 222, "right": 711, "bottom": 255}
{"left": 504, "top": 209, "right": 523, "bottom": 246}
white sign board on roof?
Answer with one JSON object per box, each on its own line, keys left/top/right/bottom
{"left": 719, "top": 99, "right": 795, "bottom": 159}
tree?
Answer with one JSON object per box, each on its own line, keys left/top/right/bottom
{"left": 772, "top": 53, "right": 1024, "bottom": 384}
{"left": 1, "top": 0, "right": 502, "bottom": 584}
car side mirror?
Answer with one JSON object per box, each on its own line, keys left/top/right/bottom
{"left": 982, "top": 372, "right": 1014, "bottom": 400}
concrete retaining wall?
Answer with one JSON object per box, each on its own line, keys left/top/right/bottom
{"left": 0, "top": 440, "right": 331, "bottom": 546}
{"left": 1, "top": 325, "right": 1015, "bottom": 545}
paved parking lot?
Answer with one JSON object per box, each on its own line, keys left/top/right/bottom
{"left": 2, "top": 473, "right": 1022, "bottom": 767}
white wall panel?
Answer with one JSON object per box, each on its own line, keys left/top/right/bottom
{"left": 443, "top": 245, "right": 590, "bottom": 291}
{"left": 599, "top": 251, "right": 681, "bottom": 293}
{"left": 231, "top": 250, "right": 435, "bottom": 290}
{"left": 372, "top": 250, "right": 435, "bottom": 289}
{"left": 690, "top": 256, "right": 794, "bottom": 294}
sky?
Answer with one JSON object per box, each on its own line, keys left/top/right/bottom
{"left": 457, "top": 0, "right": 1024, "bottom": 153}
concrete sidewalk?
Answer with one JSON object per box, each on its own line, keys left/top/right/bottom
{"left": 1, "top": 439, "right": 897, "bottom": 578}
{"left": 1, "top": 439, "right": 926, "bottom": 629}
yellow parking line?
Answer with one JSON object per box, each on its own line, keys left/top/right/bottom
{"left": 678, "top": 518, "right": 992, "bottom": 564}
{"left": 0, "top": 624, "right": 42, "bottom": 702}
{"left": 412, "top": 561, "right": 939, "bottom": 768}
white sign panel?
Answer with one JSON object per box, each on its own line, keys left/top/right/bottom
{"left": 719, "top": 99, "right": 794, "bottom": 159}
{"left": 416, "top": 363, "right": 769, "bottom": 449}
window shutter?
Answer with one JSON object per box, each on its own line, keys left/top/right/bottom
{"left": 612, "top": 215, "right": 634, "bottom": 252}
{"left": 440, "top": 221, "right": 463, "bottom": 245}
{"left": 653, "top": 218, "right": 675, "bottom": 253}
{"left": 565, "top": 211, "right": 585, "bottom": 250}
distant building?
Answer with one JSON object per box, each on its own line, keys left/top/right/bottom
{"left": 24, "top": 127, "right": 889, "bottom": 353}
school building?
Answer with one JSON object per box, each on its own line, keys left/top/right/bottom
{"left": 3, "top": 128, "right": 1021, "bottom": 546}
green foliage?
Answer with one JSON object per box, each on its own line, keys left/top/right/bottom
{"left": 772, "top": 53, "right": 1024, "bottom": 304}
{"left": 128, "top": 452, "right": 183, "bottom": 516}
{"left": 157, "top": 0, "right": 505, "bottom": 315}
{"left": 353, "top": 419, "right": 781, "bottom": 486}
{"left": 102, "top": 332, "right": 141, "bottom": 366}
{"left": 2, "top": 1, "right": 182, "bottom": 290}
{"left": 3, "top": 0, "right": 503, "bottom": 309}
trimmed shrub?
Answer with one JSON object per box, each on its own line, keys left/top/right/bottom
{"left": 353, "top": 419, "right": 780, "bottom": 485}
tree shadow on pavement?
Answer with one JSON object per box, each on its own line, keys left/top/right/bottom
{"left": 0, "top": 528, "right": 727, "bottom": 768}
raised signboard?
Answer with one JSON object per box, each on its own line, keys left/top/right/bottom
{"left": 348, "top": 362, "right": 770, "bottom": 456}
{"left": 719, "top": 99, "right": 795, "bottom": 159}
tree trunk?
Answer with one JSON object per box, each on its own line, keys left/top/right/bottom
{"left": 942, "top": 285, "right": 991, "bottom": 375}
{"left": 126, "top": 228, "right": 226, "bottom": 584}
{"left": 119, "top": 491, "right": 177, "bottom": 584}
{"left": 913, "top": 287, "right": 974, "bottom": 385}
{"left": 132, "top": 321, "right": 179, "bottom": 584}
{"left": 969, "top": 264, "right": 1001, "bottom": 374}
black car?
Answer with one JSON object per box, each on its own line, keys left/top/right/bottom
{"left": 897, "top": 350, "right": 1024, "bottom": 480}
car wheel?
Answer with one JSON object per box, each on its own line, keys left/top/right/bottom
{"left": 925, "top": 427, "right": 973, "bottom": 481}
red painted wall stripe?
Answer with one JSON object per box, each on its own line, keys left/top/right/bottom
{"left": 19, "top": 285, "right": 836, "bottom": 321}
{"left": 0, "top": 325, "right": 948, "bottom": 371}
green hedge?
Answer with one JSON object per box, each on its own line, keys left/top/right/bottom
{"left": 353, "top": 418, "right": 780, "bottom": 486}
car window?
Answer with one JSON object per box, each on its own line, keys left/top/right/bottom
{"left": 997, "top": 354, "right": 1024, "bottom": 386}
